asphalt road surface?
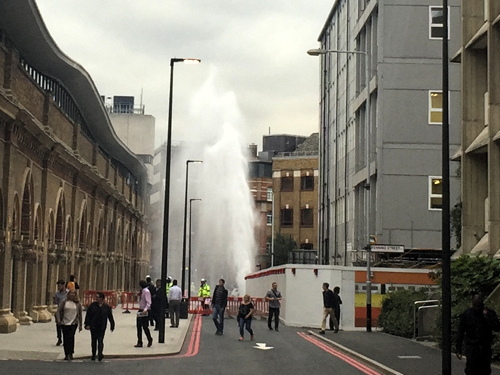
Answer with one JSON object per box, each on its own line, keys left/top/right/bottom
{"left": 0, "top": 316, "right": 381, "bottom": 375}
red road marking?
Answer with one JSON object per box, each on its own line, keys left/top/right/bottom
{"left": 113, "top": 314, "right": 202, "bottom": 361}
{"left": 173, "top": 314, "right": 202, "bottom": 358}
{"left": 298, "top": 332, "right": 382, "bottom": 375}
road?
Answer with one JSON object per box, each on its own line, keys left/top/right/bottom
{"left": 0, "top": 316, "right": 381, "bottom": 375}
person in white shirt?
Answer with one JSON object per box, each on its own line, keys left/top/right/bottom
{"left": 134, "top": 280, "right": 153, "bottom": 348}
{"left": 168, "top": 279, "right": 182, "bottom": 328}
{"left": 56, "top": 289, "right": 82, "bottom": 360}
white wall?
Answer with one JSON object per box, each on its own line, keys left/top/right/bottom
{"left": 246, "top": 264, "right": 356, "bottom": 329}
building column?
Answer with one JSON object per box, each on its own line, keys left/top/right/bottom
{"left": 25, "top": 241, "right": 51, "bottom": 323}
{"left": 0, "top": 236, "right": 17, "bottom": 333}
{"left": 11, "top": 241, "right": 32, "bottom": 325}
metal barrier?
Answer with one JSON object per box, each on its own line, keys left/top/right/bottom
{"left": 413, "top": 299, "right": 439, "bottom": 339}
{"left": 225, "top": 297, "right": 243, "bottom": 317}
{"left": 186, "top": 296, "right": 270, "bottom": 319}
{"left": 253, "top": 297, "right": 269, "bottom": 319}
{"left": 188, "top": 297, "right": 213, "bottom": 315}
{"left": 82, "top": 290, "right": 118, "bottom": 309}
{"left": 121, "top": 291, "right": 141, "bottom": 313}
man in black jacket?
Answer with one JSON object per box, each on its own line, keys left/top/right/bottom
{"left": 456, "top": 294, "right": 500, "bottom": 375}
{"left": 319, "top": 282, "right": 338, "bottom": 335}
{"left": 84, "top": 292, "right": 115, "bottom": 361}
{"left": 212, "top": 279, "right": 228, "bottom": 335}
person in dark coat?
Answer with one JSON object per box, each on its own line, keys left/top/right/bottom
{"left": 211, "top": 278, "right": 228, "bottom": 335}
{"left": 456, "top": 294, "right": 500, "bottom": 375}
{"left": 84, "top": 291, "right": 115, "bottom": 361}
{"left": 329, "top": 286, "right": 342, "bottom": 332}
{"left": 319, "top": 282, "right": 338, "bottom": 334}
{"left": 151, "top": 279, "right": 163, "bottom": 330}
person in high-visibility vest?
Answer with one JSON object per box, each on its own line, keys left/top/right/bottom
{"left": 198, "top": 279, "right": 211, "bottom": 315}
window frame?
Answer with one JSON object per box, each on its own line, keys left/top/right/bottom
{"left": 429, "top": 6, "right": 450, "bottom": 40}
{"left": 428, "top": 90, "right": 443, "bottom": 125}
{"left": 300, "top": 208, "right": 314, "bottom": 227}
{"left": 266, "top": 210, "right": 272, "bottom": 226}
{"left": 300, "top": 175, "right": 314, "bottom": 191}
{"left": 429, "top": 176, "right": 443, "bottom": 211}
{"left": 266, "top": 188, "right": 273, "bottom": 202}
{"left": 281, "top": 208, "right": 293, "bottom": 227}
{"left": 281, "top": 176, "right": 294, "bottom": 192}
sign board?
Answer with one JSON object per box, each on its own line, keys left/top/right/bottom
{"left": 370, "top": 244, "right": 405, "bottom": 253}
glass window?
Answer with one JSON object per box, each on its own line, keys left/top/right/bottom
{"left": 266, "top": 188, "right": 273, "bottom": 202}
{"left": 301, "top": 176, "right": 314, "bottom": 191}
{"left": 266, "top": 211, "right": 272, "bottom": 226}
{"left": 281, "top": 177, "right": 293, "bottom": 192}
{"left": 429, "top": 176, "right": 442, "bottom": 210}
{"left": 281, "top": 209, "right": 293, "bottom": 227}
{"left": 429, "top": 6, "right": 449, "bottom": 39}
{"left": 301, "top": 208, "right": 314, "bottom": 227}
{"left": 429, "top": 91, "right": 443, "bottom": 124}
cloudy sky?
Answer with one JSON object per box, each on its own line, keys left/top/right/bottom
{"left": 36, "top": 1, "right": 332, "bottom": 149}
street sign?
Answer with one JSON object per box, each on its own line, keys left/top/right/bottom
{"left": 370, "top": 244, "right": 405, "bottom": 253}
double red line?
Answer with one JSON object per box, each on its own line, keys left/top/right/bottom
{"left": 298, "top": 332, "right": 382, "bottom": 375}
{"left": 175, "top": 314, "right": 202, "bottom": 358}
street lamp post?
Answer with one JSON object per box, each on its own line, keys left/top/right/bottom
{"left": 308, "top": 48, "right": 372, "bottom": 332}
{"left": 181, "top": 160, "right": 203, "bottom": 300}
{"left": 188, "top": 198, "right": 201, "bottom": 302}
{"left": 159, "top": 57, "right": 200, "bottom": 343}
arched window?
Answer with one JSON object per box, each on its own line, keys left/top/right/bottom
{"left": 55, "top": 195, "right": 64, "bottom": 244}
{"left": 21, "top": 178, "right": 32, "bottom": 236}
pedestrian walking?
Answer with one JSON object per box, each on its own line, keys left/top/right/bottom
{"left": 329, "top": 286, "right": 342, "bottom": 332}
{"left": 55, "top": 289, "right": 83, "bottom": 360}
{"left": 151, "top": 279, "right": 162, "bottom": 330}
{"left": 134, "top": 280, "right": 153, "bottom": 348}
{"left": 146, "top": 275, "right": 156, "bottom": 327}
{"left": 168, "top": 279, "right": 182, "bottom": 328}
{"left": 265, "top": 281, "right": 282, "bottom": 331}
{"left": 238, "top": 294, "right": 254, "bottom": 341}
{"left": 53, "top": 279, "right": 67, "bottom": 346}
{"left": 456, "top": 293, "right": 500, "bottom": 375}
{"left": 212, "top": 278, "right": 228, "bottom": 335}
{"left": 84, "top": 291, "right": 115, "bottom": 361}
{"left": 319, "top": 282, "right": 338, "bottom": 335}
{"left": 66, "top": 274, "right": 80, "bottom": 291}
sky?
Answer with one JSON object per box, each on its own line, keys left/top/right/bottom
{"left": 35, "top": 0, "right": 332, "bottom": 150}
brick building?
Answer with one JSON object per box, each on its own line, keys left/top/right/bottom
{"left": 0, "top": 1, "right": 150, "bottom": 333}
{"left": 270, "top": 134, "right": 319, "bottom": 264}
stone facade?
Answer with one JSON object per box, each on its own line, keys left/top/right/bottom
{"left": 0, "top": 27, "right": 149, "bottom": 333}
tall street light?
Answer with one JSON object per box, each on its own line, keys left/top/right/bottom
{"left": 181, "top": 159, "right": 203, "bottom": 300}
{"left": 307, "top": 48, "right": 372, "bottom": 332}
{"left": 188, "top": 198, "right": 201, "bottom": 302}
{"left": 441, "top": 1, "right": 451, "bottom": 373}
{"left": 159, "top": 57, "right": 200, "bottom": 343}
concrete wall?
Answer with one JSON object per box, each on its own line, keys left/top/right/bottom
{"left": 245, "top": 264, "right": 436, "bottom": 329}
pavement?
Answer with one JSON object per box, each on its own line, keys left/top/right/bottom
{"left": 0, "top": 305, "right": 191, "bottom": 361}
